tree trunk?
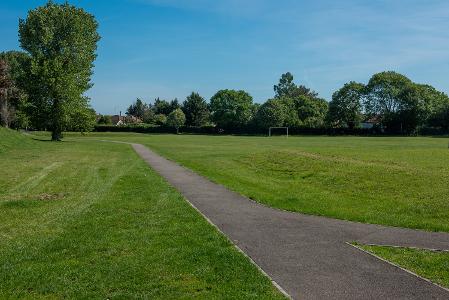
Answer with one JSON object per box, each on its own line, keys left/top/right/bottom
{"left": 51, "top": 98, "right": 63, "bottom": 141}
{"left": 51, "top": 130, "right": 62, "bottom": 141}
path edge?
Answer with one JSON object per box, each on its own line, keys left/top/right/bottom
{"left": 182, "top": 190, "right": 292, "bottom": 299}
{"left": 347, "top": 242, "right": 449, "bottom": 294}
{"left": 130, "top": 143, "right": 292, "bottom": 299}
{"left": 103, "top": 139, "right": 449, "bottom": 298}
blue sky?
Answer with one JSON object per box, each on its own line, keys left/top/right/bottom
{"left": 1, "top": 0, "right": 449, "bottom": 114}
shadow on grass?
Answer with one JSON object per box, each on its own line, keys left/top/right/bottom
{"left": 31, "top": 138, "right": 75, "bottom": 143}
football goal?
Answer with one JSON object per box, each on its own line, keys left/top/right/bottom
{"left": 268, "top": 127, "right": 289, "bottom": 137}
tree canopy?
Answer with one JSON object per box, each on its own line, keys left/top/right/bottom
{"left": 365, "top": 71, "right": 413, "bottom": 116}
{"left": 19, "top": 1, "right": 100, "bottom": 140}
{"left": 274, "top": 72, "right": 318, "bottom": 99}
{"left": 0, "top": 51, "right": 30, "bottom": 128}
{"left": 126, "top": 98, "right": 148, "bottom": 120}
{"left": 255, "top": 99, "right": 287, "bottom": 128}
{"left": 182, "top": 92, "right": 210, "bottom": 126}
{"left": 272, "top": 73, "right": 328, "bottom": 128}
{"left": 210, "top": 89, "right": 254, "bottom": 129}
{"left": 167, "top": 108, "right": 186, "bottom": 133}
{"left": 362, "top": 71, "right": 449, "bottom": 132}
{"left": 152, "top": 98, "right": 168, "bottom": 115}
{"left": 0, "top": 60, "right": 15, "bottom": 127}
{"left": 327, "top": 82, "right": 365, "bottom": 129}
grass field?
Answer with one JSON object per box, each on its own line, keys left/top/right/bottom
{"left": 0, "top": 128, "right": 284, "bottom": 299}
{"left": 358, "top": 244, "right": 449, "bottom": 289}
{"left": 85, "top": 133, "right": 449, "bottom": 232}
{"left": 5, "top": 130, "right": 449, "bottom": 296}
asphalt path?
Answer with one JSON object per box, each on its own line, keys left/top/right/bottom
{"left": 132, "top": 143, "right": 449, "bottom": 300}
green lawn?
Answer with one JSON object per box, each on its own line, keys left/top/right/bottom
{"left": 82, "top": 133, "right": 449, "bottom": 232}
{"left": 0, "top": 128, "right": 284, "bottom": 299}
{"left": 358, "top": 244, "right": 449, "bottom": 289}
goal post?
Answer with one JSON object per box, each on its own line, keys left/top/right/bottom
{"left": 268, "top": 127, "right": 289, "bottom": 137}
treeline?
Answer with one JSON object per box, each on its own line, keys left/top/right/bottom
{"left": 107, "top": 71, "right": 449, "bottom": 135}
{"left": 328, "top": 72, "right": 449, "bottom": 133}
{"left": 100, "top": 74, "right": 332, "bottom": 131}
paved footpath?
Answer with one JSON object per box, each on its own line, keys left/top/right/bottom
{"left": 132, "top": 143, "right": 449, "bottom": 300}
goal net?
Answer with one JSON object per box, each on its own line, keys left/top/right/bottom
{"left": 268, "top": 127, "right": 289, "bottom": 137}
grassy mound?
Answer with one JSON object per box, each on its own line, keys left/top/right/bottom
{"left": 0, "top": 127, "right": 35, "bottom": 153}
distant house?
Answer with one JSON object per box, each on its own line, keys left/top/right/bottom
{"left": 125, "top": 115, "right": 142, "bottom": 124}
{"left": 110, "top": 114, "right": 142, "bottom": 126}
{"left": 360, "top": 115, "right": 381, "bottom": 129}
{"left": 111, "top": 115, "right": 125, "bottom": 125}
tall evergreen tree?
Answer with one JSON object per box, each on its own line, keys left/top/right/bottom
{"left": 274, "top": 72, "right": 318, "bottom": 99}
{"left": 126, "top": 98, "right": 147, "bottom": 119}
{"left": 153, "top": 98, "right": 172, "bottom": 115}
{"left": 182, "top": 92, "right": 210, "bottom": 126}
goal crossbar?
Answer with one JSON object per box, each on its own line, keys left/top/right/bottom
{"left": 268, "top": 127, "right": 289, "bottom": 137}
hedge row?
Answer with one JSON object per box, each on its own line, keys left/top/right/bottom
{"left": 94, "top": 125, "right": 442, "bottom": 135}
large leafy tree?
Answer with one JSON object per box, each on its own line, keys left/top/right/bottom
{"left": 364, "top": 71, "right": 414, "bottom": 131}
{"left": 294, "top": 96, "right": 328, "bottom": 127}
{"left": 182, "top": 92, "right": 210, "bottom": 126}
{"left": 210, "top": 89, "right": 254, "bottom": 129}
{"left": 167, "top": 108, "right": 186, "bottom": 134}
{"left": 142, "top": 108, "right": 156, "bottom": 124}
{"left": 362, "top": 71, "right": 449, "bottom": 132}
{"left": 428, "top": 103, "right": 449, "bottom": 130}
{"left": 413, "top": 84, "right": 449, "bottom": 127}
{"left": 271, "top": 72, "right": 327, "bottom": 127}
{"left": 272, "top": 72, "right": 326, "bottom": 128}
{"left": 154, "top": 114, "right": 167, "bottom": 125}
{"left": 19, "top": 1, "right": 100, "bottom": 140}
{"left": 66, "top": 100, "right": 96, "bottom": 133}
{"left": 327, "top": 81, "right": 365, "bottom": 129}
{"left": 276, "top": 97, "right": 300, "bottom": 127}
{"left": 255, "top": 99, "right": 287, "bottom": 128}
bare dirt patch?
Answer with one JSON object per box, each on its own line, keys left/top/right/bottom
{"left": 36, "top": 193, "right": 66, "bottom": 201}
